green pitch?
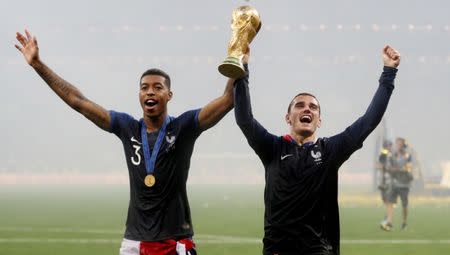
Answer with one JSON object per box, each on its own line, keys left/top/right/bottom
{"left": 1, "top": 185, "right": 449, "bottom": 255}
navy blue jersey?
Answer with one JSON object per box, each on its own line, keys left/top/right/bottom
{"left": 234, "top": 65, "right": 397, "bottom": 255}
{"left": 109, "top": 109, "right": 202, "bottom": 241}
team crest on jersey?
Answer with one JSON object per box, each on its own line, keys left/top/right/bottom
{"left": 166, "top": 134, "right": 176, "bottom": 144}
{"left": 311, "top": 149, "right": 322, "bottom": 164}
{"left": 165, "top": 133, "right": 176, "bottom": 151}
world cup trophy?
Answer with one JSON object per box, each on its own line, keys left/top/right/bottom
{"left": 218, "top": 6, "right": 261, "bottom": 79}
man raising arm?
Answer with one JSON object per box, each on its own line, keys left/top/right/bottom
{"left": 234, "top": 45, "right": 400, "bottom": 255}
{"left": 16, "top": 29, "right": 234, "bottom": 255}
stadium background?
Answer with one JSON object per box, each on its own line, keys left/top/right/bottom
{"left": 1, "top": 0, "right": 450, "bottom": 254}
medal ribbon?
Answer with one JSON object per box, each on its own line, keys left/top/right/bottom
{"left": 140, "top": 116, "right": 170, "bottom": 176}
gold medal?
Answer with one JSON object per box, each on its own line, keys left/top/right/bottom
{"left": 144, "top": 174, "right": 156, "bottom": 187}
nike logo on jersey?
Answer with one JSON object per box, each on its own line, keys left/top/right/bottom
{"left": 281, "top": 154, "right": 293, "bottom": 160}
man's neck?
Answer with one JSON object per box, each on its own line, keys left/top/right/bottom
{"left": 143, "top": 113, "right": 167, "bottom": 133}
{"left": 290, "top": 131, "right": 316, "bottom": 145}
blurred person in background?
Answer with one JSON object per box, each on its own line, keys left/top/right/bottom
{"left": 380, "top": 137, "right": 414, "bottom": 231}
{"left": 377, "top": 139, "right": 393, "bottom": 222}
{"left": 377, "top": 139, "right": 393, "bottom": 203}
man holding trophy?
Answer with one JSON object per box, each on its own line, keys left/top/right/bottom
{"left": 14, "top": 26, "right": 237, "bottom": 255}
{"left": 221, "top": 6, "right": 401, "bottom": 255}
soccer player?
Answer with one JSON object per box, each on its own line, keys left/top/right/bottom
{"left": 234, "top": 45, "right": 400, "bottom": 255}
{"left": 380, "top": 137, "right": 413, "bottom": 231}
{"left": 15, "top": 29, "right": 236, "bottom": 255}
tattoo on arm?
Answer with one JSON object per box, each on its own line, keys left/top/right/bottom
{"left": 34, "top": 62, "right": 82, "bottom": 104}
{"left": 33, "top": 61, "right": 110, "bottom": 130}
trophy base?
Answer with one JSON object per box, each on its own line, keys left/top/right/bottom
{"left": 218, "top": 57, "right": 245, "bottom": 79}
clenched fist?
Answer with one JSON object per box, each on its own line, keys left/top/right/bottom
{"left": 382, "top": 45, "right": 400, "bottom": 68}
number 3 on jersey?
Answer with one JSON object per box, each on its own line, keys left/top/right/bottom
{"left": 130, "top": 136, "right": 142, "bottom": 166}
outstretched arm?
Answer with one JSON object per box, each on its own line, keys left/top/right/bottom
{"left": 336, "top": 45, "right": 400, "bottom": 151}
{"left": 15, "top": 29, "right": 110, "bottom": 131}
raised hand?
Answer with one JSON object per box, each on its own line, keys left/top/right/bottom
{"left": 15, "top": 29, "right": 40, "bottom": 66}
{"left": 382, "top": 45, "right": 400, "bottom": 68}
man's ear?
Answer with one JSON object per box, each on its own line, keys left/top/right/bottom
{"left": 285, "top": 113, "right": 292, "bottom": 126}
{"left": 168, "top": 91, "right": 173, "bottom": 101}
{"left": 317, "top": 117, "right": 322, "bottom": 128}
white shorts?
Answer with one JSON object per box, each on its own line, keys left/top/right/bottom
{"left": 119, "top": 238, "right": 194, "bottom": 255}
{"left": 119, "top": 239, "right": 140, "bottom": 255}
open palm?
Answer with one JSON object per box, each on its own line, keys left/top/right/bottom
{"left": 15, "top": 29, "right": 39, "bottom": 66}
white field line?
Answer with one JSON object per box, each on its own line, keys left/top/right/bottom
{"left": 0, "top": 238, "right": 117, "bottom": 244}
{"left": 0, "top": 237, "right": 449, "bottom": 245}
{"left": 0, "top": 226, "right": 121, "bottom": 234}
{"left": 0, "top": 227, "right": 449, "bottom": 245}
{"left": 341, "top": 239, "right": 450, "bottom": 244}
{"left": 196, "top": 235, "right": 261, "bottom": 244}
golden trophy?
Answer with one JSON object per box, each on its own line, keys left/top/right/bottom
{"left": 218, "top": 6, "right": 261, "bottom": 79}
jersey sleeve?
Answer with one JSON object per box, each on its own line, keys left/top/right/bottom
{"left": 234, "top": 64, "right": 277, "bottom": 163}
{"left": 108, "top": 110, "right": 138, "bottom": 139}
{"left": 328, "top": 67, "right": 397, "bottom": 165}
{"left": 174, "top": 108, "right": 203, "bottom": 137}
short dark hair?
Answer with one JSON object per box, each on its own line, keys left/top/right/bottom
{"left": 140, "top": 68, "right": 171, "bottom": 89}
{"left": 287, "top": 92, "right": 321, "bottom": 115}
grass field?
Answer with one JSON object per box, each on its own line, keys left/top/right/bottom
{"left": 1, "top": 184, "right": 450, "bottom": 255}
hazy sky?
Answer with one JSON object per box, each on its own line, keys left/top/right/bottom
{"left": 1, "top": 0, "right": 449, "bottom": 179}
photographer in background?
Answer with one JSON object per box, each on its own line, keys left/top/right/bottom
{"left": 380, "top": 137, "right": 413, "bottom": 231}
